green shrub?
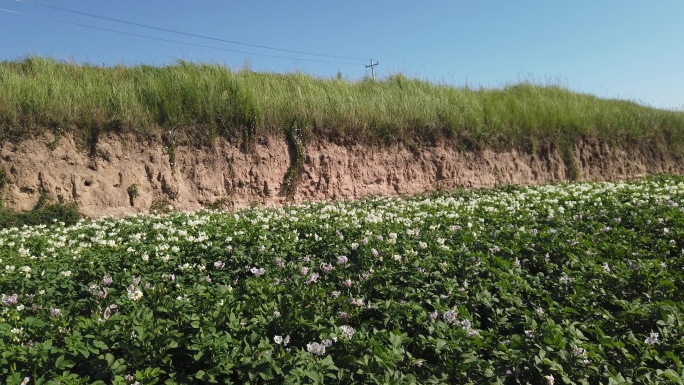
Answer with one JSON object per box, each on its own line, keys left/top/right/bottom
{"left": 0, "top": 198, "right": 81, "bottom": 229}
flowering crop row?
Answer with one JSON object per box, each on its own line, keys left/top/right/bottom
{"left": 1, "top": 175, "right": 683, "bottom": 384}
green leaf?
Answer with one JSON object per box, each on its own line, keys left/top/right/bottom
{"left": 92, "top": 340, "right": 109, "bottom": 350}
{"left": 54, "top": 355, "right": 74, "bottom": 370}
{"left": 79, "top": 346, "right": 91, "bottom": 359}
{"left": 305, "top": 370, "right": 322, "bottom": 383}
{"left": 662, "top": 369, "right": 683, "bottom": 384}
{"left": 320, "top": 355, "right": 338, "bottom": 370}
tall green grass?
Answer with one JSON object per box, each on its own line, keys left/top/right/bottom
{"left": 1, "top": 56, "right": 683, "bottom": 150}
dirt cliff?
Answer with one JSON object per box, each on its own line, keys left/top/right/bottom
{"left": 1, "top": 133, "right": 682, "bottom": 218}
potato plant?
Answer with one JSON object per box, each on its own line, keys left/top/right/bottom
{"left": 1, "top": 175, "right": 683, "bottom": 384}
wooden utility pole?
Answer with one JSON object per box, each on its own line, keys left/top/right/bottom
{"left": 366, "top": 59, "right": 378, "bottom": 80}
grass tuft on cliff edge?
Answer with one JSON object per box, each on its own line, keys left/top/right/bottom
{"left": 1, "top": 56, "right": 684, "bottom": 152}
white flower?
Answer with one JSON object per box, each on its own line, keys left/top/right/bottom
{"left": 644, "top": 331, "right": 659, "bottom": 346}
{"left": 307, "top": 342, "right": 326, "bottom": 356}
{"left": 443, "top": 309, "right": 458, "bottom": 325}
{"left": 274, "top": 335, "right": 283, "bottom": 345}
{"left": 573, "top": 345, "right": 588, "bottom": 358}
{"left": 544, "top": 374, "right": 554, "bottom": 385}
{"left": 339, "top": 325, "right": 355, "bottom": 339}
{"left": 127, "top": 285, "right": 143, "bottom": 301}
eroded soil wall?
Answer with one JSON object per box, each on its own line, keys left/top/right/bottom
{"left": 1, "top": 133, "right": 682, "bottom": 218}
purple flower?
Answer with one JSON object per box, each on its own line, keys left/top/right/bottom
{"left": 3, "top": 293, "right": 19, "bottom": 307}
{"left": 89, "top": 284, "right": 108, "bottom": 299}
{"left": 337, "top": 256, "right": 348, "bottom": 265}
{"left": 305, "top": 273, "right": 319, "bottom": 285}
{"left": 360, "top": 269, "right": 373, "bottom": 281}
{"left": 321, "top": 263, "right": 333, "bottom": 273}
{"left": 101, "top": 274, "right": 113, "bottom": 286}
{"left": 349, "top": 297, "right": 365, "bottom": 307}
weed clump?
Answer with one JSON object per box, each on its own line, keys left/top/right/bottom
{"left": 0, "top": 198, "right": 81, "bottom": 229}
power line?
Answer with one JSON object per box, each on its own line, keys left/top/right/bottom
{"left": 9, "top": 0, "right": 368, "bottom": 62}
{"left": 0, "top": 8, "right": 363, "bottom": 66}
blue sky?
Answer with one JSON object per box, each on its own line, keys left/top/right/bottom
{"left": 2, "top": 0, "right": 683, "bottom": 110}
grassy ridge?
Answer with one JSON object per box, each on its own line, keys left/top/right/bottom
{"left": 1, "top": 56, "right": 684, "bottom": 150}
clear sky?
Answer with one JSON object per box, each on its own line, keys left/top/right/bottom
{"left": 2, "top": 0, "right": 683, "bottom": 110}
